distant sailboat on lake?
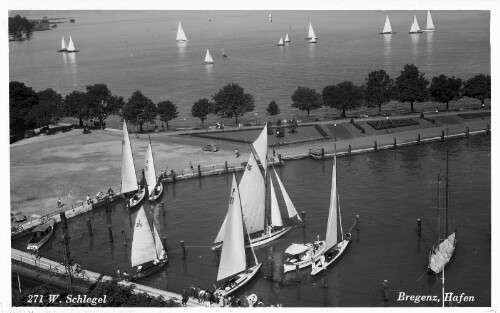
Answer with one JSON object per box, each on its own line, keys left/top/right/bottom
{"left": 269, "top": 13, "right": 272, "bottom": 23}
{"left": 66, "top": 36, "right": 79, "bottom": 52}
{"left": 422, "top": 10, "right": 436, "bottom": 32}
{"left": 284, "top": 33, "right": 290, "bottom": 42}
{"left": 277, "top": 36, "right": 285, "bottom": 46}
{"left": 204, "top": 49, "right": 214, "bottom": 64}
{"left": 306, "top": 22, "right": 318, "bottom": 40}
{"left": 380, "top": 15, "right": 397, "bottom": 34}
{"left": 222, "top": 48, "right": 228, "bottom": 57}
{"left": 409, "top": 14, "right": 423, "bottom": 34}
{"left": 176, "top": 22, "right": 188, "bottom": 42}
{"left": 57, "top": 36, "right": 67, "bottom": 52}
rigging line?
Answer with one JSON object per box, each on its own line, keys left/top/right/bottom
{"left": 416, "top": 270, "right": 428, "bottom": 282}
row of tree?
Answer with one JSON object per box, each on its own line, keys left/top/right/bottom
{"left": 8, "top": 15, "right": 34, "bottom": 34}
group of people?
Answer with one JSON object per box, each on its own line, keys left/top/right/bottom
{"left": 179, "top": 285, "right": 281, "bottom": 307}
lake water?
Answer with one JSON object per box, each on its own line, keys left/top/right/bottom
{"left": 9, "top": 10, "right": 490, "bottom": 126}
{"left": 12, "top": 136, "right": 491, "bottom": 307}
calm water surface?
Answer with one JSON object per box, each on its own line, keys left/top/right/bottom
{"left": 12, "top": 136, "right": 491, "bottom": 307}
{"left": 9, "top": 10, "right": 490, "bottom": 125}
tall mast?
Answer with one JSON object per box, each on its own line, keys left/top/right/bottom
{"left": 445, "top": 151, "right": 449, "bottom": 237}
{"left": 437, "top": 174, "right": 441, "bottom": 244}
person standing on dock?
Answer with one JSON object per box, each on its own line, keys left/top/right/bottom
{"left": 235, "top": 149, "right": 239, "bottom": 158}
{"left": 116, "top": 268, "right": 121, "bottom": 279}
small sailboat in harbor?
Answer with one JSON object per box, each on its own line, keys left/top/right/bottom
{"left": 27, "top": 218, "right": 55, "bottom": 251}
{"left": 221, "top": 48, "right": 228, "bottom": 57}
{"left": 422, "top": 10, "right": 436, "bottom": 32}
{"left": 214, "top": 174, "right": 262, "bottom": 297}
{"left": 57, "top": 36, "right": 67, "bottom": 52}
{"left": 409, "top": 14, "right": 423, "bottom": 34}
{"left": 66, "top": 36, "right": 79, "bottom": 52}
{"left": 144, "top": 137, "right": 164, "bottom": 202}
{"left": 130, "top": 206, "right": 167, "bottom": 280}
{"left": 428, "top": 152, "right": 456, "bottom": 275}
{"left": 284, "top": 33, "right": 290, "bottom": 43}
{"left": 176, "top": 21, "right": 188, "bottom": 42}
{"left": 380, "top": 15, "right": 397, "bottom": 34}
{"left": 204, "top": 49, "right": 214, "bottom": 64}
{"left": 121, "top": 120, "right": 146, "bottom": 210}
{"left": 277, "top": 36, "right": 285, "bottom": 46}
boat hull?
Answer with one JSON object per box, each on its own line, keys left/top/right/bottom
{"left": 409, "top": 31, "right": 424, "bottom": 34}
{"left": 149, "top": 183, "right": 164, "bottom": 202}
{"left": 212, "top": 227, "right": 292, "bottom": 251}
{"left": 130, "top": 259, "right": 167, "bottom": 281}
{"left": 310, "top": 237, "right": 351, "bottom": 276}
{"left": 379, "top": 32, "right": 397, "bottom": 34}
{"left": 283, "top": 241, "right": 325, "bottom": 273}
{"left": 128, "top": 188, "right": 146, "bottom": 210}
{"left": 57, "top": 49, "right": 67, "bottom": 52}
{"left": 421, "top": 29, "right": 435, "bottom": 32}
{"left": 66, "top": 50, "right": 80, "bottom": 53}
{"left": 216, "top": 263, "right": 262, "bottom": 297}
{"left": 27, "top": 220, "right": 55, "bottom": 251}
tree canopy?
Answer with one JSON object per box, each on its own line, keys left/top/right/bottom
{"left": 394, "top": 64, "right": 429, "bottom": 112}
{"left": 463, "top": 74, "right": 491, "bottom": 105}
{"left": 62, "top": 91, "right": 88, "bottom": 126}
{"left": 9, "top": 81, "right": 38, "bottom": 134}
{"left": 24, "top": 88, "right": 63, "bottom": 128}
{"left": 191, "top": 98, "right": 212, "bottom": 126}
{"left": 212, "top": 83, "right": 255, "bottom": 124}
{"left": 8, "top": 15, "right": 33, "bottom": 34}
{"left": 266, "top": 100, "right": 280, "bottom": 116}
{"left": 429, "top": 75, "right": 462, "bottom": 110}
{"left": 364, "top": 69, "right": 394, "bottom": 114}
{"left": 322, "top": 81, "right": 363, "bottom": 118}
{"left": 290, "top": 86, "right": 322, "bottom": 117}
{"left": 84, "top": 84, "right": 123, "bottom": 128}
{"left": 122, "top": 91, "right": 158, "bottom": 132}
{"left": 158, "top": 100, "right": 179, "bottom": 129}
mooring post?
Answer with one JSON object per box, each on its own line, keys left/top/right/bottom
{"left": 466, "top": 127, "right": 470, "bottom": 138}
{"left": 121, "top": 228, "right": 127, "bottom": 246}
{"left": 105, "top": 195, "right": 110, "bottom": 212}
{"left": 278, "top": 154, "right": 283, "bottom": 165}
{"left": 487, "top": 123, "right": 490, "bottom": 135}
{"left": 301, "top": 211, "right": 306, "bottom": 227}
{"left": 181, "top": 240, "right": 186, "bottom": 259}
{"left": 441, "top": 130, "right": 445, "bottom": 142}
{"left": 161, "top": 202, "right": 165, "bottom": 216}
{"left": 383, "top": 280, "right": 389, "bottom": 301}
{"left": 108, "top": 225, "right": 113, "bottom": 243}
{"left": 417, "top": 134, "right": 421, "bottom": 145}
{"left": 171, "top": 169, "right": 176, "bottom": 183}
{"left": 374, "top": 140, "right": 378, "bottom": 152}
{"left": 321, "top": 148, "right": 325, "bottom": 160}
{"left": 162, "top": 237, "right": 167, "bottom": 252}
{"left": 60, "top": 212, "right": 67, "bottom": 229}
{"left": 225, "top": 161, "right": 228, "bottom": 174}
{"left": 86, "top": 219, "right": 93, "bottom": 236}
{"left": 268, "top": 256, "right": 273, "bottom": 278}
{"left": 323, "top": 269, "right": 328, "bottom": 288}
{"left": 296, "top": 263, "right": 300, "bottom": 282}
{"left": 197, "top": 165, "right": 202, "bottom": 178}
{"left": 393, "top": 137, "right": 397, "bottom": 149}
{"left": 215, "top": 249, "right": 220, "bottom": 266}
{"left": 356, "top": 215, "right": 360, "bottom": 231}
{"left": 348, "top": 145, "right": 352, "bottom": 156}
{"left": 417, "top": 219, "right": 422, "bottom": 236}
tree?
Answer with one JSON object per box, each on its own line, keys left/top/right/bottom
{"left": 9, "top": 81, "right": 38, "bottom": 135}
{"left": 158, "top": 100, "right": 179, "bottom": 129}
{"left": 429, "top": 75, "right": 462, "bottom": 111}
{"left": 364, "top": 69, "right": 394, "bottom": 114}
{"left": 463, "top": 74, "right": 491, "bottom": 105}
{"left": 290, "top": 86, "right": 322, "bottom": 117}
{"left": 85, "top": 84, "right": 123, "bottom": 129}
{"left": 267, "top": 100, "right": 280, "bottom": 116}
{"left": 394, "top": 64, "right": 429, "bottom": 113}
{"left": 322, "top": 81, "right": 363, "bottom": 118}
{"left": 122, "top": 91, "right": 158, "bottom": 132}
{"left": 212, "top": 83, "right": 255, "bottom": 124}
{"left": 24, "top": 88, "right": 63, "bottom": 128}
{"left": 8, "top": 15, "right": 34, "bottom": 35}
{"left": 191, "top": 98, "right": 212, "bottom": 126}
{"left": 62, "top": 91, "right": 89, "bottom": 127}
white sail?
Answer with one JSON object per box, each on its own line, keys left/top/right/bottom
{"left": 410, "top": 15, "right": 421, "bottom": 33}
{"left": 239, "top": 152, "right": 266, "bottom": 234}
{"left": 270, "top": 180, "right": 283, "bottom": 227}
{"left": 217, "top": 175, "right": 247, "bottom": 281}
{"left": 214, "top": 213, "right": 228, "bottom": 244}
{"left": 204, "top": 49, "right": 214, "bottom": 64}
{"left": 121, "top": 121, "right": 138, "bottom": 194}
{"left": 131, "top": 206, "right": 156, "bottom": 267}
{"left": 176, "top": 22, "right": 188, "bottom": 42}
{"left": 153, "top": 223, "right": 165, "bottom": 261}
{"left": 278, "top": 36, "right": 284, "bottom": 45}
{"left": 308, "top": 22, "right": 316, "bottom": 39}
{"left": 284, "top": 33, "right": 290, "bottom": 42}
{"left": 426, "top": 10, "right": 435, "bottom": 30}
{"left": 144, "top": 143, "right": 157, "bottom": 198}
{"left": 252, "top": 124, "right": 268, "bottom": 171}
{"left": 269, "top": 13, "right": 272, "bottom": 19}
{"left": 273, "top": 167, "right": 301, "bottom": 221}
{"left": 382, "top": 15, "right": 393, "bottom": 33}
{"left": 61, "top": 36, "right": 67, "bottom": 50}
{"left": 324, "top": 158, "right": 339, "bottom": 252}
{"left": 67, "top": 36, "right": 76, "bottom": 52}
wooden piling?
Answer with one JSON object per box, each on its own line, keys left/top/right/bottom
{"left": 301, "top": 211, "right": 306, "bottom": 227}
{"left": 383, "top": 280, "right": 389, "bottom": 301}
{"left": 356, "top": 215, "right": 360, "bottom": 231}
{"left": 162, "top": 237, "right": 167, "bottom": 252}
{"left": 393, "top": 137, "right": 397, "bottom": 148}
{"left": 225, "top": 161, "right": 229, "bottom": 174}
{"left": 296, "top": 263, "right": 300, "bottom": 282}
{"left": 268, "top": 256, "right": 273, "bottom": 278}
{"left": 323, "top": 269, "right": 328, "bottom": 288}
{"left": 121, "top": 228, "right": 127, "bottom": 246}
{"left": 197, "top": 165, "right": 202, "bottom": 178}
{"left": 171, "top": 169, "right": 176, "bottom": 183}
{"left": 105, "top": 195, "right": 110, "bottom": 212}
{"left": 60, "top": 212, "right": 67, "bottom": 229}
{"left": 487, "top": 123, "right": 490, "bottom": 135}
{"left": 278, "top": 154, "right": 283, "bottom": 165}
{"left": 417, "top": 134, "right": 421, "bottom": 145}
{"left": 86, "top": 219, "right": 92, "bottom": 236}
{"left": 374, "top": 140, "right": 377, "bottom": 152}
{"left": 417, "top": 219, "right": 421, "bottom": 236}
{"left": 215, "top": 249, "right": 220, "bottom": 266}
{"left": 441, "top": 130, "right": 445, "bottom": 142}
{"left": 181, "top": 240, "right": 186, "bottom": 259}
{"left": 108, "top": 225, "right": 113, "bottom": 243}
{"left": 348, "top": 145, "right": 352, "bottom": 156}
{"left": 161, "top": 202, "right": 165, "bottom": 216}
{"left": 321, "top": 148, "right": 325, "bottom": 160}
{"left": 466, "top": 127, "right": 470, "bottom": 138}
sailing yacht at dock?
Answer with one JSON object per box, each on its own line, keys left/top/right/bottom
{"left": 121, "top": 120, "right": 146, "bottom": 210}
{"left": 144, "top": 137, "right": 164, "bottom": 202}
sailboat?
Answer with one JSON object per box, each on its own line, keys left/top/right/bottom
{"left": 130, "top": 205, "right": 167, "bottom": 280}
{"left": 309, "top": 144, "right": 351, "bottom": 275}
{"left": 144, "top": 138, "right": 164, "bottom": 202}
{"left": 121, "top": 120, "right": 146, "bottom": 209}
{"left": 380, "top": 15, "right": 397, "bottom": 34}
{"left": 268, "top": 13, "right": 272, "bottom": 23}
{"left": 214, "top": 174, "right": 262, "bottom": 297}
{"left": 213, "top": 125, "right": 300, "bottom": 251}
{"left": 284, "top": 33, "right": 290, "bottom": 43}
{"left": 277, "top": 36, "right": 285, "bottom": 46}
{"left": 422, "top": 10, "right": 436, "bottom": 32}
{"left": 57, "top": 36, "right": 67, "bottom": 52}
{"left": 428, "top": 153, "right": 456, "bottom": 275}
{"left": 176, "top": 22, "right": 188, "bottom": 42}
{"left": 204, "top": 49, "right": 214, "bottom": 64}
{"left": 221, "top": 48, "right": 228, "bottom": 57}
{"left": 66, "top": 36, "right": 79, "bottom": 52}
{"left": 306, "top": 22, "right": 318, "bottom": 43}
{"left": 409, "top": 14, "right": 423, "bottom": 34}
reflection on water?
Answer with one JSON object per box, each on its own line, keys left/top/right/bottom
{"left": 62, "top": 52, "right": 78, "bottom": 87}
{"left": 308, "top": 42, "right": 316, "bottom": 58}
{"left": 383, "top": 34, "right": 392, "bottom": 58}
{"left": 176, "top": 41, "right": 187, "bottom": 59}
{"left": 426, "top": 31, "right": 434, "bottom": 55}
{"left": 205, "top": 63, "right": 213, "bottom": 76}
{"left": 411, "top": 34, "right": 420, "bottom": 57}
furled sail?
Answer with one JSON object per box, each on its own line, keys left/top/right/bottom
{"left": 176, "top": 22, "right": 188, "bottom": 42}
{"left": 324, "top": 158, "right": 339, "bottom": 252}
{"left": 252, "top": 124, "right": 268, "bottom": 171}
{"left": 426, "top": 10, "right": 435, "bottom": 30}
{"left": 269, "top": 180, "right": 283, "bottom": 227}
{"left": 121, "top": 121, "right": 138, "bottom": 194}
{"left": 61, "top": 36, "right": 67, "bottom": 50}
{"left": 273, "top": 167, "right": 301, "bottom": 221}
{"left": 382, "top": 15, "right": 393, "bottom": 33}
{"left": 144, "top": 143, "right": 157, "bottom": 198}
{"left": 410, "top": 15, "right": 421, "bottom": 33}
{"left": 204, "top": 49, "right": 214, "bottom": 64}
{"left": 67, "top": 36, "right": 76, "bottom": 52}
{"left": 217, "top": 175, "right": 246, "bottom": 281}
{"left": 239, "top": 152, "right": 266, "bottom": 234}
{"left": 131, "top": 206, "right": 156, "bottom": 267}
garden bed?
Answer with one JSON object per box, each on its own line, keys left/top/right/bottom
{"left": 367, "top": 118, "right": 419, "bottom": 130}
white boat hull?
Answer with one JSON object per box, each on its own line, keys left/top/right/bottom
{"left": 27, "top": 220, "right": 55, "bottom": 251}
{"left": 310, "top": 238, "right": 350, "bottom": 276}
{"left": 421, "top": 29, "right": 435, "bottom": 32}
{"left": 283, "top": 241, "right": 326, "bottom": 273}
{"left": 149, "top": 183, "right": 164, "bottom": 202}
{"left": 129, "top": 188, "right": 146, "bottom": 209}
{"left": 212, "top": 227, "right": 292, "bottom": 251}
{"left": 216, "top": 263, "right": 262, "bottom": 297}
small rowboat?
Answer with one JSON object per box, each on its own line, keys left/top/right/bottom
{"left": 27, "top": 219, "right": 55, "bottom": 251}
